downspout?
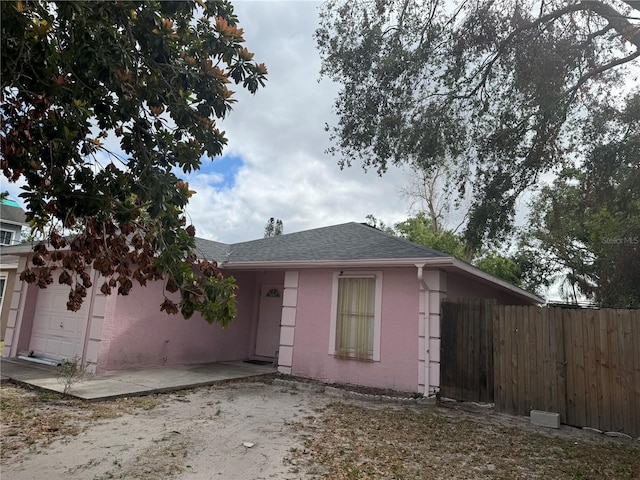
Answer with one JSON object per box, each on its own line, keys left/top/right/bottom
{"left": 416, "top": 264, "right": 428, "bottom": 292}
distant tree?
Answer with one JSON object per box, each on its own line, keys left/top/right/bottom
{"left": 364, "top": 214, "right": 395, "bottom": 234}
{"left": 317, "top": 0, "right": 640, "bottom": 249}
{"left": 264, "top": 217, "right": 283, "bottom": 237}
{"left": 474, "top": 253, "right": 521, "bottom": 286}
{"left": 2, "top": 0, "right": 267, "bottom": 325}
{"left": 398, "top": 165, "right": 470, "bottom": 235}
{"left": 394, "top": 214, "right": 468, "bottom": 260}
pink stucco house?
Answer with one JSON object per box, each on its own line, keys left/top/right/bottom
{"left": 1, "top": 222, "right": 542, "bottom": 395}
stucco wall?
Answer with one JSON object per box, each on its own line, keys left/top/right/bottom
{"left": 290, "top": 267, "right": 420, "bottom": 393}
{"left": 96, "top": 271, "right": 259, "bottom": 372}
{"left": 445, "top": 271, "right": 534, "bottom": 305}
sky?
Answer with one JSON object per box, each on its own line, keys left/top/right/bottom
{"left": 1, "top": 0, "right": 415, "bottom": 244}
{"left": 179, "top": 0, "right": 416, "bottom": 243}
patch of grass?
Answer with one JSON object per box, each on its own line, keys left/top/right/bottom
{"left": 0, "top": 384, "right": 164, "bottom": 460}
{"left": 293, "top": 403, "right": 640, "bottom": 479}
{"left": 120, "top": 396, "right": 161, "bottom": 411}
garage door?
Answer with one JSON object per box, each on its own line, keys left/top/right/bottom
{"left": 29, "top": 283, "right": 91, "bottom": 361}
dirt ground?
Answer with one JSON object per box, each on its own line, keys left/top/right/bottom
{"left": 1, "top": 379, "right": 327, "bottom": 479}
{"left": 2, "top": 378, "right": 639, "bottom": 479}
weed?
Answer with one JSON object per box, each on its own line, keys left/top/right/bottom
{"left": 57, "top": 356, "right": 92, "bottom": 395}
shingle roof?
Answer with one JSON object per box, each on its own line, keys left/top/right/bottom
{"left": 195, "top": 222, "right": 448, "bottom": 264}
{"left": 194, "top": 237, "right": 230, "bottom": 262}
{"left": 0, "top": 200, "right": 27, "bottom": 225}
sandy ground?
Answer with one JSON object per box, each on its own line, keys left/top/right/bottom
{"left": 4, "top": 379, "right": 639, "bottom": 480}
{"left": 3, "top": 382, "right": 327, "bottom": 480}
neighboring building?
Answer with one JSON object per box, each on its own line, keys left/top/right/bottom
{"left": 1, "top": 198, "right": 27, "bottom": 246}
{"left": 1, "top": 222, "right": 542, "bottom": 394}
{"left": 0, "top": 197, "right": 28, "bottom": 341}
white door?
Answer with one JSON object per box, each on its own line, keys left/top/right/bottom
{"left": 254, "top": 285, "right": 283, "bottom": 358}
{"left": 29, "top": 283, "right": 90, "bottom": 361}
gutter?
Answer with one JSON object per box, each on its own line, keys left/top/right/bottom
{"left": 2, "top": 243, "right": 543, "bottom": 304}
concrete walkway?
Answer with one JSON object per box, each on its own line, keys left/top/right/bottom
{"left": 0, "top": 358, "right": 276, "bottom": 401}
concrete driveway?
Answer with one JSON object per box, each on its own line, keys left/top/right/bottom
{"left": 0, "top": 358, "right": 275, "bottom": 400}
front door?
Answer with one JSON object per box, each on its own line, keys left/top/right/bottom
{"left": 29, "top": 283, "right": 91, "bottom": 361}
{"left": 254, "top": 285, "right": 283, "bottom": 358}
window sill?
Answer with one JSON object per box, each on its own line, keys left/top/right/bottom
{"left": 331, "top": 353, "right": 376, "bottom": 362}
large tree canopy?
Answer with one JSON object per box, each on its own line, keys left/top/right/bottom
{"left": 316, "top": 0, "right": 640, "bottom": 248}
{"left": 1, "top": 1, "right": 267, "bottom": 325}
{"left": 518, "top": 93, "right": 640, "bottom": 307}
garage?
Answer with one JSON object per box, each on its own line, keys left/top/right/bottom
{"left": 28, "top": 283, "right": 91, "bottom": 362}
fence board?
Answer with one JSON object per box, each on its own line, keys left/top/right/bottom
{"left": 439, "top": 302, "right": 456, "bottom": 400}
{"left": 457, "top": 301, "right": 467, "bottom": 400}
{"left": 583, "top": 309, "right": 598, "bottom": 430}
{"left": 540, "top": 307, "right": 551, "bottom": 412}
{"left": 440, "top": 299, "right": 494, "bottom": 403}
{"left": 525, "top": 309, "right": 536, "bottom": 414}
{"left": 620, "top": 310, "right": 633, "bottom": 436}
{"left": 564, "top": 309, "right": 575, "bottom": 426}
{"left": 575, "top": 309, "right": 587, "bottom": 427}
{"left": 516, "top": 307, "right": 526, "bottom": 416}
{"left": 505, "top": 306, "right": 515, "bottom": 414}
{"left": 441, "top": 303, "right": 639, "bottom": 437}
{"left": 480, "top": 300, "right": 493, "bottom": 402}
{"left": 598, "top": 309, "right": 612, "bottom": 432}
{"left": 609, "top": 312, "right": 623, "bottom": 432}
{"left": 496, "top": 305, "right": 504, "bottom": 410}
{"left": 632, "top": 312, "right": 640, "bottom": 436}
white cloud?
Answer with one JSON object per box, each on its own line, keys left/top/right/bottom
{"left": 184, "top": 0, "right": 412, "bottom": 243}
{"left": 1, "top": 1, "right": 414, "bottom": 244}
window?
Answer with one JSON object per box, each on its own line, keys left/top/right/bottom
{"left": 329, "top": 272, "right": 382, "bottom": 361}
{"left": 0, "top": 230, "right": 13, "bottom": 246}
{"left": 265, "top": 288, "right": 281, "bottom": 298}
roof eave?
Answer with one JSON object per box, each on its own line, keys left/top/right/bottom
{"left": 221, "top": 257, "right": 543, "bottom": 305}
{"left": 441, "top": 258, "right": 544, "bottom": 304}
{"left": 220, "top": 258, "right": 445, "bottom": 270}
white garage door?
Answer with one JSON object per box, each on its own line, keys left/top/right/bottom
{"left": 29, "top": 283, "right": 91, "bottom": 361}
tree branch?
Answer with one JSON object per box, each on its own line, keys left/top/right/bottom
{"left": 465, "top": 0, "right": 639, "bottom": 99}
{"left": 584, "top": 0, "right": 640, "bottom": 48}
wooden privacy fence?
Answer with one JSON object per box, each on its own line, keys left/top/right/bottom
{"left": 441, "top": 301, "right": 640, "bottom": 437}
{"left": 440, "top": 299, "right": 495, "bottom": 403}
{"left": 495, "top": 305, "right": 640, "bottom": 437}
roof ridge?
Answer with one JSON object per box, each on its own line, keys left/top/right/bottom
{"left": 228, "top": 221, "right": 357, "bottom": 247}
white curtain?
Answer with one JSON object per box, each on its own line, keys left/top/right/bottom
{"left": 336, "top": 277, "right": 375, "bottom": 360}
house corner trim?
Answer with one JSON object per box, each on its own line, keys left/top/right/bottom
{"left": 278, "top": 270, "right": 299, "bottom": 375}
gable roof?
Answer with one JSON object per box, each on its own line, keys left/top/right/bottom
{"left": 226, "top": 222, "right": 448, "bottom": 263}
{"left": 195, "top": 223, "right": 448, "bottom": 264}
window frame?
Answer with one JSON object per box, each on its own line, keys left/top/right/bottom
{"left": 0, "top": 229, "right": 13, "bottom": 246}
{"left": 328, "top": 271, "right": 383, "bottom": 361}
